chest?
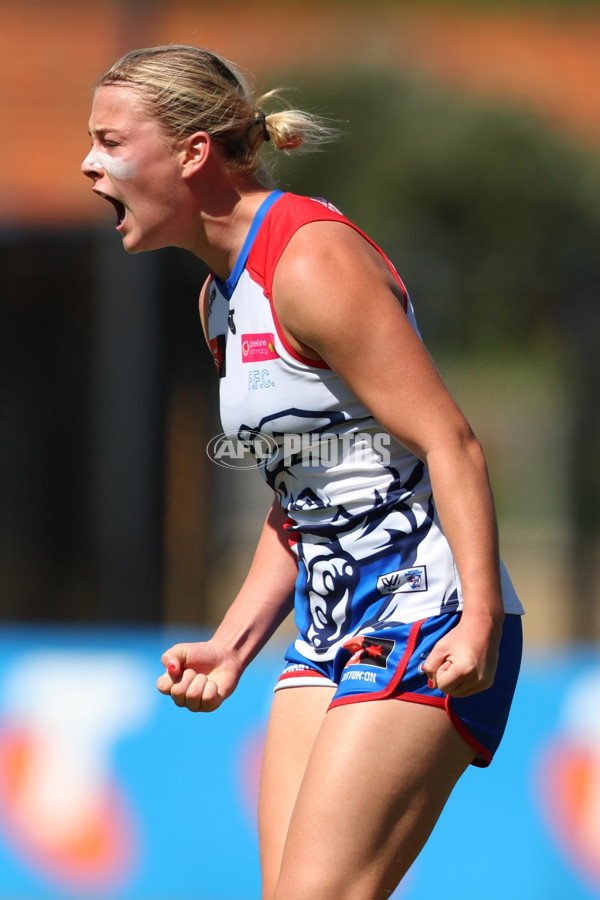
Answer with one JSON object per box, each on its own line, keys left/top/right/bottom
{"left": 207, "top": 271, "right": 365, "bottom": 437}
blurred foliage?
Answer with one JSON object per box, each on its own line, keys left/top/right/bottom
{"left": 265, "top": 67, "right": 600, "bottom": 360}
{"left": 280, "top": 0, "right": 600, "bottom": 9}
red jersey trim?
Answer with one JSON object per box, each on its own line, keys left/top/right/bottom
{"left": 246, "top": 193, "right": 409, "bottom": 370}
{"left": 268, "top": 298, "right": 331, "bottom": 370}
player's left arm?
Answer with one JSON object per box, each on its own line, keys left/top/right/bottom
{"left": 272, "top": 221, "right": 504, "bottom": 698}
{"left": 198, "top": 274, "right": 213, "bottom": 347}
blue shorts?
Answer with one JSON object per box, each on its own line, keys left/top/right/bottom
{"left": 275, "top": 612, "right": 523, "bottom": 767}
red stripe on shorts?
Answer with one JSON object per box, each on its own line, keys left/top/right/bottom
{"left": 328, "top": 618, "right": 427, "bottom": 710}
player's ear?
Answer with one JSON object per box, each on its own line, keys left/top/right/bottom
{"left": 181, "top": 131, "right": 211, "bottom": 178}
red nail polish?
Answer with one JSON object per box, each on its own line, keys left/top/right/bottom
{"left": 168, "top": 663, "right": 177, "bottom": 675}
{"left": 427, "top": 678, "right": 434, "bottom": 689}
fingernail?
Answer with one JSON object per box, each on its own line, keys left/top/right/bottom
{"left": 168, "top": 663, "right": 177, "bottom": 675}
{"left": 427, "top": 678, "right": 434, "bottom": 689}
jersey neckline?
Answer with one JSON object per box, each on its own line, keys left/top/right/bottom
{"left": 212, "top": 189, "right": 284, "bottom": 300}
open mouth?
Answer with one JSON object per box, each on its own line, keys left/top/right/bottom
{"left": 97, "top": 192, "right": 126, "bottom": 227}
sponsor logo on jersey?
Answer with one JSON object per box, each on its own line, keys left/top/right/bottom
{"left": 241, "top": 333, "right": 279, "bottom": 363}
{"left": 377, "top": 566, "right": 428, "bottom": 594}
{"left": 341, "top": 635, "right": 395, "bottom": 669}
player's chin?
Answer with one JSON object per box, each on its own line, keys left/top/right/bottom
{"left": 118, "top": 219, "right": 144, "bottom": 253}
{"left": 121, "top": 232, "right": 144, "bottom": 254}
{"left": 122, "top": 229, "right": 167, "bottom": 255}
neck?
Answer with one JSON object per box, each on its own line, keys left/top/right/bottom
{"left": 185, "top": 170, "right": 273, "bottom": 280}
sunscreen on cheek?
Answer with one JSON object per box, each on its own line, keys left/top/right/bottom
{"left": 83, "top": 148, "right": 138, "bottom": 180}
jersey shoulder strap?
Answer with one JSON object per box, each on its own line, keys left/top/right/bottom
{"left": 246, "top": 192, "right": 408, "bottom": 310}
{"left": 246, "top": 193, "right": 354, "bottom": 299}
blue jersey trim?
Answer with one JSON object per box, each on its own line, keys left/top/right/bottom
{"left": 213, "top": 190, "right": 283, "bottom": 299}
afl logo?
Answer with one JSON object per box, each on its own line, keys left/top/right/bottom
{"left": 206, "top": 431, "right": 278, "bottom": 469}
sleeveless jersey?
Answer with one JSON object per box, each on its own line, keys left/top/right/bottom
{"left": 207, "top": 191, "right": 523, "bottom": 663}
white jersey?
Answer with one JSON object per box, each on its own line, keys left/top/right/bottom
{"left": 207, "top": 191, "right": 523, "bottom": 662}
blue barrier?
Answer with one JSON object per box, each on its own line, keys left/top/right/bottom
{"left": 0, "top": 627, "right": 598, "bottom": 899}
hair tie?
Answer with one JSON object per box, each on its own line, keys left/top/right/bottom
{"left": 255, "top": 109, "right": 271, "bottom": 142}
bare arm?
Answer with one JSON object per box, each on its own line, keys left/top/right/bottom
{"left": 272, "top": 222, "right": 504, "bottom": 697}
{"left": 157, "top": 498, "right": 297, "bottom": 711}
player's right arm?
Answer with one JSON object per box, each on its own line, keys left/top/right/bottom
{"left": 157, "top": 497, "right": 297, "bottom": 712}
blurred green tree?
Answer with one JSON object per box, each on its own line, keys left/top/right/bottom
{"left": 269, "top": 68, "right": 600, "bottom": 354}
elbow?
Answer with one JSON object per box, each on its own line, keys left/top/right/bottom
{"left": 461, "top": 427, "right": 488, "bottom": 467}
{"left": 424, "top": 425, "right": 490, "bottom": 477}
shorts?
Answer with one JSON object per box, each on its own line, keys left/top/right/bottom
{"left": 274, "top": 612, "right": 523, "bottom": 767}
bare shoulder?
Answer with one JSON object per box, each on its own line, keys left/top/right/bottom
{"left": 272, "top": 220, "right": 408, "bottom": 356}
{"left": 275, "top": 220, "right": 395, "bottom": 293}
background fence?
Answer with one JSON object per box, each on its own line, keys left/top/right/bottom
{"left": 0, "top": 627, "right": 599, "bottom": 899}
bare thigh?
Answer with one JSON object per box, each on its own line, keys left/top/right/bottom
{"left": 258, "top": 686, "right": 336, "bottom": 900}
{"left": 270, "top": 697, "right": 476, "bottom": 900}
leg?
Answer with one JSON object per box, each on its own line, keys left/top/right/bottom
{"left": 273, "top": 698, "right": 475, "bottom": 900}
{"left": 258, "top": 686, "right": 335, "bottom": 900}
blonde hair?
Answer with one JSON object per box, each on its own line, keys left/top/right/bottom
{"left": 95, "top": 45, "right": 337, "bottom": 178}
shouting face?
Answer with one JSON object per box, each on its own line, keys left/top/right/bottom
{"left": 82, "top": 85, "right": 193, "bottom": 253}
